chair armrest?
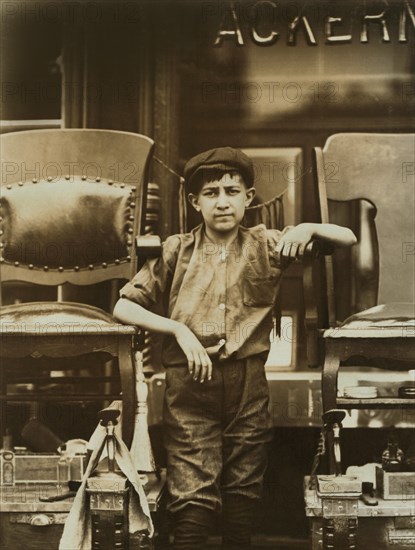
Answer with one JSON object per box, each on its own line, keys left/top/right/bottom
{"left": 302, "top": 240, "right": 334, "bottom": 260}
{"left": 135, "top": 235, "right": 162, "bottom": 266}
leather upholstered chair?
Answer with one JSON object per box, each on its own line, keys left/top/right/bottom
{"left": 304, "top": 133, "right": 415, "bottom": 473}
{"left": 0, "top": 129, "right": 155, "bottom": 447}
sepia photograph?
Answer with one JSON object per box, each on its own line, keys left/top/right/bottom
{"left": 0, "top": 0, "right": 414, "bottom": 548}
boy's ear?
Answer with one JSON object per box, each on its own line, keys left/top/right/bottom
{"left": 245, "top": 187, "right": 256, "bottom": 206}
{"left": 188, "top": 193, "right": 201, "bottom": 211}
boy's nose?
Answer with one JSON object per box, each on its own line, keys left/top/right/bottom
{"left": 216, "top": 191, "right": 230, "bottom": 208}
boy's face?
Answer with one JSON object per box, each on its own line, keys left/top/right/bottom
{"left": 188, "top": 172, "right": 255, "bottom": 236}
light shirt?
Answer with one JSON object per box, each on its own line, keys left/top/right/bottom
{"left": 120, "top": 223, "right": 290, "bottom": 365}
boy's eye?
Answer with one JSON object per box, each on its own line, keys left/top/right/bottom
{"left": 227, "top": 188, "right": 240, "bottom": 195}
{"left": 204, "top": 190, "right": 217, "bottom": 197}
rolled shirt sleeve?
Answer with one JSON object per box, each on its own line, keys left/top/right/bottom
{"left": 119, "top": 235, "right": 181, "bottom": 310}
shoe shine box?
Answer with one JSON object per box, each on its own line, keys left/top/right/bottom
{"left": 0, "top": 450, "right": 85, "bottom": 485}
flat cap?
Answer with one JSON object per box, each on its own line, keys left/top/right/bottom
{"left": 184, "top": 147, "right": 254, "bottom": 191}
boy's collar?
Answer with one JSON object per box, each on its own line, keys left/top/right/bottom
{"left": 200, "top": 222, "right": 241, "bottom": 247}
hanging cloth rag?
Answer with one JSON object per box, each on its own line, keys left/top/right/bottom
{"left": 59, "top": 403, "right": 154, "bottom": 549}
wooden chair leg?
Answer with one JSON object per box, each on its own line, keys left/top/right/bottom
{"left": 324, "top": 429, "right": 336, "bottom": 475}
{"left": 322, "top": 348, "right": 340, "bottom": 413}
{"left": 0, "top": 366, "right": 6, "bottom": 443}
{"left": 321, "top": 349, "right": 341, "bottom": 475}
{"left": 118, "top": 337, "right": 136, "bottom": 449}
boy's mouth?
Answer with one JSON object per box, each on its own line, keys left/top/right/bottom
{"left": 215, "top": 213, "right": 233, "bottom": 218}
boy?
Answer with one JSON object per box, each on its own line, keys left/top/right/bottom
{"left": 113, "top": 147, "right": 356, "bottom": 549}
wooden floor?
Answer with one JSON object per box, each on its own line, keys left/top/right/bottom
{"left": 156, "top": 535, "right": 310, "bottom": 549}
{"left": 211, "top": 536, "right": 309, "bottom": 549}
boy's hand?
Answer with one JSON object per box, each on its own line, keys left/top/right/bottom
{"left": 275, "top": 223, "right": 357, "bottom": 259}
{"left": 275, "top": 224, "right": 314, "bottom": 260}
{"left": 173, "top": 323, "right": 213, "bottom": 383}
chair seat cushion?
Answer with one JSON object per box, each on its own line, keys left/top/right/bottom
{"left": 323, "top": 302, "right": 415, "bottom": 338}
{"left": 0, "top": 301, "right": 137, "bottom": 335}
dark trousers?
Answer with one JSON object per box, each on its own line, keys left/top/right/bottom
{"left": 163, "top": 354, "right": 272, "bottom": 547}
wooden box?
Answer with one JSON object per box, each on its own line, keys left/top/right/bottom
{"left": 0, "top": 484, "right": 72, "bottom": 550}
{"left": 376, "top": 467, "right": 415, "bottom": 501}
{"left": 0, "top": 450, "right": 85, "bottom": 485}
{"left": 0, "top": 473, "right": 166, "bottom": 549}
{"left": 304, "top": 476, "right": 415, "bottom": 549}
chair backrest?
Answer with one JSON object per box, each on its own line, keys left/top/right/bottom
{"left": 242, "top": 193, "right": 284, "bottom": 229}
{"left": 242, "top": 147, "right": 302, "bottom": 226}
{"left": 314, "top": 133, "right": 415, "bottom": 324}
{"left": 1, "top": 129, "right": 154, "bottom": 287}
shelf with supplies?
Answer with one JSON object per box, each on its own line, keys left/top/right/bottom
{"left": 146, "top": 369, "right": 415, "bottom": 429}
{"left": 337, "top": 398, "right": 415, "bottom": 409}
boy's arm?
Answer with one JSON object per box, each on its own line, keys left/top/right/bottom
{"left": 113, "top": 298, "right": 212, "bottom": 382}
{"left": 114, "top": 297, "right": 179, "bottom": 335}
{"left": 276, "top": 222, "right": 357, "bottom": 258}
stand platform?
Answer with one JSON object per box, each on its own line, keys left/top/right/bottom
{"left": 0, "top": 471, "right": 166, "bottom": 549}
{"left": 304, "top": 476, "right": 415, "bottom": 549}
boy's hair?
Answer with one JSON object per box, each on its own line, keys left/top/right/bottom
{"left": 189, "top": 168, "right": 247, "bottom": 195}
{"left": 184, "top": 147, "right": 254, "bottom": 193}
